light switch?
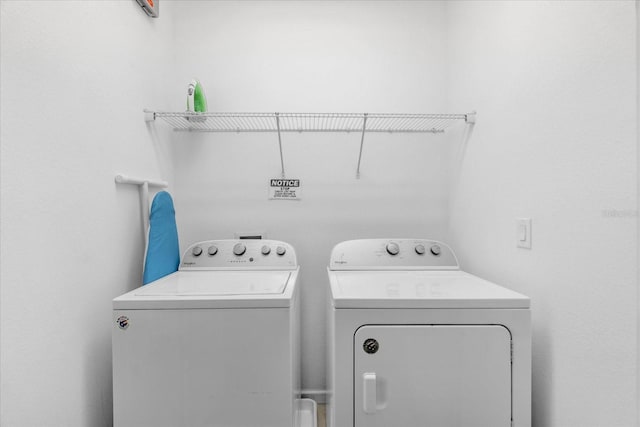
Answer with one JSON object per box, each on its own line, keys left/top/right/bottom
{"left": 518, "top": 224, "right": 527, "bottom": 241}
{"left": 517, "top": 218, "right": 532, "bottom": 249}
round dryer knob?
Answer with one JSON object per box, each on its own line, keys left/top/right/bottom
{"left": 192, "top": 246, "right": 203, "bottom": 257}
{"left": 233, "top": 243, "right": 246, "bottom": 256}
{"left": 276, "top": 246, "right": 286, "bottom": 256}
{"left": 415, "top": 244, "right": 426, "bottom": 255}
{"left": 261, "top": 245, "right": 271, "bottom": 255}
{"left": 386, "top": 242, "right": 400, "bottom": 256}
{"left": 430, "top": 245, "right": 442, "bottom": 256}
{"left": 207, "top": 246, "right": 218, "bottom": 256}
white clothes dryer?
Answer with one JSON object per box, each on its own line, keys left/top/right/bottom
{"left": 112, "top": 240, "right": 311, "bottom": 427}
{"left": 326, "top": 239, "right": 531, "bottom": 427}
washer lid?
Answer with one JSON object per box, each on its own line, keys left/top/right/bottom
{"left": 113, "top": 270, "right": 297, "bottom": 309}
{"left": 329, "top": 270, "right": 529, "bottom": 309}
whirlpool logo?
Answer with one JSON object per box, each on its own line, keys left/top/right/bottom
{"left": 117, "top": 316, "right": 129, "bottom": 330}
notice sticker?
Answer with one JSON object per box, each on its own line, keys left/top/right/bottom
{"left": 269, "top": 178, "right": 301, "bottom": 200}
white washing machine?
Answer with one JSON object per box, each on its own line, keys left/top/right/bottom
{"left": 326, "top": 239, "right": 531, "bottom": 427}
{"left": 112, "top": 239, "right": 314, "bottom": 427}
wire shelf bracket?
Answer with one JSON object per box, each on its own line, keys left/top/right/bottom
{"left": 275, "top": 113, "right": 286, "bottom": 178}
{"left": 356, "top": 113, "right": 368, "bottom": 179}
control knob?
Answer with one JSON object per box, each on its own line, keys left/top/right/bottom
{"left": 386, "top": 242, "right": 400, "bottom": 256}
{"left": 192, "top": 246, "right": 203, "bottom": 257}
{"left": 415, "top": 244, "right": 426, "bottom": 255}
{"left": 207, "top": 246, "right": 218, "bottom": 256}
{"left": 261, "top": 245, "right": 271, "bottom": 255}
{"left": 276, "top": 246, "right": 286, "bottom": 256}
{"left": 233, "top": 243, "right": 246, "bottom": 256}
{"left": 430, "top": 245, "right": 441, "bottom": 256}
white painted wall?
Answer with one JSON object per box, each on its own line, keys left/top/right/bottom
{"left": 0, "top": 2, "right": 175, "bottom": 426}
{"left": 446, "top": 2, "right": 637, "bottom": 426}
{"left": 168, "top": 0, "right": 452, "bottom": 392}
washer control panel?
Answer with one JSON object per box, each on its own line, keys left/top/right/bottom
{"left": 180, "top": 240, "right": 297, "bottom": 270}
{"left": 329, "top": 239, "right": 459, "bottom": 270}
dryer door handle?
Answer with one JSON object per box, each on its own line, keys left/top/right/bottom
{"left": 363, "top": 372, "right": 377, "bottom": 414}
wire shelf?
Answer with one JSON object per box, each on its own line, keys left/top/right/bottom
{"left": 146, "top": 111, "right": 473, "bottom": 133}
{"left": 144, "top": 110, "right": 476, "bottom": 178}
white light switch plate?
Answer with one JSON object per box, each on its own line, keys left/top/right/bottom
{"left": 517, "top": 218, "right": 532, "bottom": 249}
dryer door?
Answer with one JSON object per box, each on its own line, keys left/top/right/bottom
{"left": 354, "top": 325, "right": 512, "bottom": 427}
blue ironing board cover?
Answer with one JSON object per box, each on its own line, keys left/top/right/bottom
{"left": 142, "top": 191, "right": 180, "bottom": 285}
